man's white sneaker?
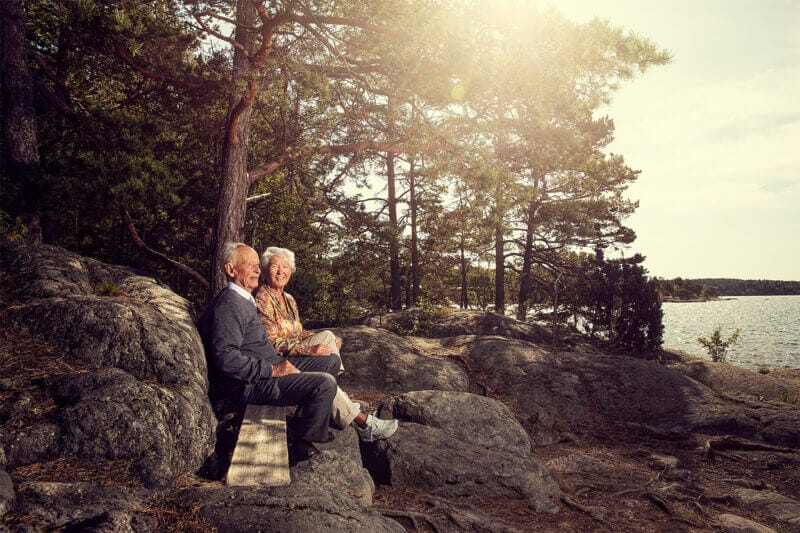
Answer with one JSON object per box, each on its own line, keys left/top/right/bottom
{"left": 356, "top": 415, "right": 399, "bottom": 442}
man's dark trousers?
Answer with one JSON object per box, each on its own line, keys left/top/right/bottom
{"left": 247, "top": 354, "right": 340, "bottom": 443}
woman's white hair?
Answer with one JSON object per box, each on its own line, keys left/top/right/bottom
{"left": 221, "top": 242, "right": 248, "bottom": 271}
{"left": 261, "top": 246, "right": 296, "bottom": 273}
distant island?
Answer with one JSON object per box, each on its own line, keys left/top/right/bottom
{"left": 657, "top": 277, "right": 800, "bottom": 301}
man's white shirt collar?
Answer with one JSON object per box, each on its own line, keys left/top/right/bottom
{"left": 227, "top": 281, "right": 256, "bottom": 306}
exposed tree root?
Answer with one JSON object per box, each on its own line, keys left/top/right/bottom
{"left": 560, "top": 496, "right": 610, "bottom": 526}
{"left": 703, "top": 436, "right": 798, "bottom": 458}
{"left": 377, "top": 508, "right": 441, "bottom": 532}
{"left": 420, "top": 495, "right": 523, "bottom": 533}
{"left": 642, "top": 491, "right": 672, "bottom": 515}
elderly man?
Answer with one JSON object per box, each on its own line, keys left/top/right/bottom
{"left": 199, "top": 242, "right": 338, "bottom": 464}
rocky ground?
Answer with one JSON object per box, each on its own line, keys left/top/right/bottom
{"left": 0, "top": 242, "right": 798, "bottom": 532}
{"left": 339, "top": 317, "right": 800, "bottom": 532}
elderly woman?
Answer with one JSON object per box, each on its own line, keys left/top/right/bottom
{"left": 255, "top": 247, "right": 344, "bottom": 369}
{"left": 254, "top": 246, "right": 397, "bottom": 442}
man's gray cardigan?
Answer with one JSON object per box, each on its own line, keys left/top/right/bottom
{"left": 199, "top": 287, "right": 282, "bottom": 404}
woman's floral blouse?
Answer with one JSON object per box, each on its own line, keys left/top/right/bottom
{"left": 253, "top": 284, "right": 313, "bottom": 354}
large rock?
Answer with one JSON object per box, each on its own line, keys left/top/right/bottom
{"left": 467, "top": 336, "right": 762, "bottom": 442}
{"left": 179, "top": 484, "right": 404, "bottom": 533}
{"left": 733, "top": 488, "right": 800, "bottom": 528}
{"left": 2, "top": 244, "right": 207, "bottom": 387}
{"left": 0, "top": 242, "right": 215, "bottom": 487}
{"left": 368, "top": 423, "right": 561, "bottom": 513}
{"left": 382, "top": 390, "right": 531, "bottom": 455}
{"left": 672, "top": 361, "right": 800, "bottom": 446}
{"left": 41, "top": 368, "right": 206, "bottom": 485}
{"left": 10, "top": 480, "right": 154, "bottom": 531}
{"left": 290, "top": 450, "right": 375, "bottom": 506}
{"left": 467, "top": 337, "right": 590, "bottom": 445}
{"left": 674, "top": 361, "right": 800, "bottom": 403}
{"left": 0, "top": 470, "right": 13, "bottom": 518}
{"left": 334, "top": 326, "right": 468, "bottom": 393}
{"left": 716, "top": 513, "right": 776, "bottom": 533}
{"left": 572, "top": 353, "right": 758, "bottom": 436}
{"left": 185, "top": 447, "right": 391, "bottom": 530}
{"left": 362, "top": 309, "right": 551, "bottom": 343}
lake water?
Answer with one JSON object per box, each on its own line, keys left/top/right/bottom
{"left": 662, "top": 295, "right": 800, "bottom": 370}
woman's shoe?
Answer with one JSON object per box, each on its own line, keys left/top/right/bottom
{"left": 356, "top": 415, "right": 399, "bottom": 442}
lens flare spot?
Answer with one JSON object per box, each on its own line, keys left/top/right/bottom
{"left": 450, "top": 84, "right": 466, "bottom": 100}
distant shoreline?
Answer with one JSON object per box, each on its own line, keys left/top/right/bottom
{"left": 661, "top": 294, "right": 800, "bottom": 303}
{"left": 661, "top": 296, "right": 737, "bottom": 303}
{"left": 658, "top": 278, "right": 800, "bottom": 300}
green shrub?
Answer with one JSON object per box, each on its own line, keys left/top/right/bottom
{"left": 96, "top": 281, "right": 123, "bottom": 297}
{"left": 0, "top": 211, "right": 27, "bottom": 241}
{"left": 778, "top": 389, "right": 799, "bottom": 405}
{"left": 697, "top": 328, "right": 740, "bottom": 363}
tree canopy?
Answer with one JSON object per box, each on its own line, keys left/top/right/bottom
{"left": 1, "top": 0, "right": 670, "bottom": 337}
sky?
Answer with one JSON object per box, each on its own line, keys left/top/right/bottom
{"left": 548, "top": 0, "right": 800, "bottom": 281}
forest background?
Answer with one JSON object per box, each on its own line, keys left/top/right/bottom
{"left": 1, "top": 0, "right": 677, "bottom": 352}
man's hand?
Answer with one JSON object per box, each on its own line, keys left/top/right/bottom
{"left": 334, "top": 336, "right": 343, "bottom": 350}
{"left": 271, "top": 359, "right": 299, "bottom": 377}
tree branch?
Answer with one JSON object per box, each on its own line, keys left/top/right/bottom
{"left": 252, "top": 3, "right": 288, "bottom": 68}
{"left": 245, "top": 191, "right": 274, "bottom": 205}
{"left": 113, "top": 43, "right": 205, "bottom": 90}
{"left": 189, "top": 9, "right": 252, "bottom": 57}
{"left": 248, "top": 140, "right": 404, "bottom": 181}
{"left": 228, "top": 79, "right": 258, "bottom": 146}
{"left": 246, "top": 181, "right": 293, "bottom": 205}
{"left": 123, "top": 211, "right": 209, "bottom": 289}
{"left": 33, "top": 77, "right": 79, "bottom": 119}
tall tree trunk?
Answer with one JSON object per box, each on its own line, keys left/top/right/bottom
{"left": 386, "top": 96, "right": 402, "bottom": 310}
{"left": 459, "top": 239, "right": 468, "bottom": 308}
{"left": 551, "top": 271, "right": 562, "bottom": 348}
{"left": 457, "top": 193, "right": 469, "bottom": 309}
{"left": 210, "top": 0, "right": 259, "bottom": 295}
{"left": 386, "top": 149, "right": 402, "bottom": 310}
{"left": 516, "top": 200, "right": 537, "bottom": 321}
{"left": 494, "top": 221, "right": 505, "bottom": 315}
{"left": 409, "top": 158, "right": 420, "bottom": 306}
{"left": 0, "top": 0, "right": 42, "bottom": 243}
{"left": 492, "top": 179, "right": 506, "bottom": 314}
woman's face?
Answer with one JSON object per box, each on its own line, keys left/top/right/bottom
{"left": 266, "top": 255, "right": 292, "bottom": 290}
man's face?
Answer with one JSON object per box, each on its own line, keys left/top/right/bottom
{"left": 225, "top": 246, "right": 261, "bottom": 292}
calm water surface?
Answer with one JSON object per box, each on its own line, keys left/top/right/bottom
{"left": 662, "top": 295, "right": 800, "bottom": 369}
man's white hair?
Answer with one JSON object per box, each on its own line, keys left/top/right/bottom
{"left": 221, "top": 241, "right": 248, "bottom": 271}
{"left": 261, "top": 246, "right": 296, "bottom": 273}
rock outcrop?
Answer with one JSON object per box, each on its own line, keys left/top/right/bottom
{"left": 382, "top": 390, "right": 532, "bottom": 455}
{"left": 334, "top": 326, "right": 468, "bottom": 393}
{"left": 366, "top": 423, "right": 561, "bottom": 513}
{"left": 180, "top": 483, "right": 404, "bottom": 533}
{"left": 1, "top": 242, "right": 798, "bottom": 532}
{"left": 0, "top": 242, "right": 215, "bottom": 488}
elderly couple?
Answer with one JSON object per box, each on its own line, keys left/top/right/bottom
{"left": 199, "top": 242, "right": 398, "bottom": 465}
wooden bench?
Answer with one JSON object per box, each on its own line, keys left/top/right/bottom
{"left": 226, "top": 404, "right": 290, "bottom": 486}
